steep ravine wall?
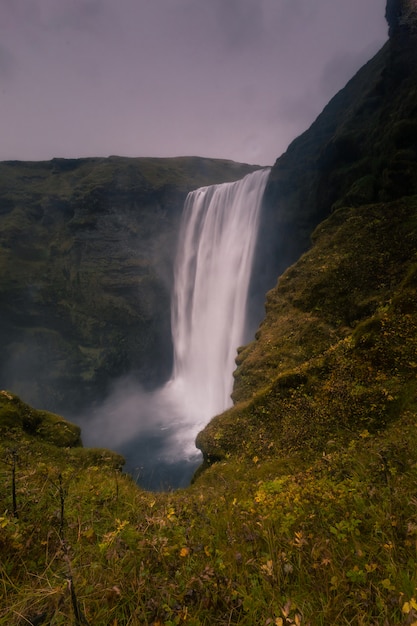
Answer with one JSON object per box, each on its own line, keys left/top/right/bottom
{"left": 250, "top": 22, "right": 417, "bottom": 333}
{"left": 0, "top": 156, "right": 258, "bottom": 413}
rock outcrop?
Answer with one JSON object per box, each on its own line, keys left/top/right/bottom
{"left": 386, "top": 0, "right": 417, "bottom": 35}
{"left": 251, "top": 14, "right": 417, "bottom": 303}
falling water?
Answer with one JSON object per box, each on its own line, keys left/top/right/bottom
{"left": 82, "top": 168, "right": 270, "bottom": 489}
{"left": 170, "top": 168, "right": 271, "bottom": 434}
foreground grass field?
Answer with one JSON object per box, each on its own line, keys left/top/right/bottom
{"left": 1, "top": 388, "right": 417, "bottom": 625}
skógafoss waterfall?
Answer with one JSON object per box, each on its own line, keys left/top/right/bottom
{"left": 83, "top": 168, "right": 270, "bottom": 488}
{"left": 170, "top": 168, "right": 271, "bottom": 436}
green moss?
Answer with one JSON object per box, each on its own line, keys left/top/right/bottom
{"left": 200, "top": 195, "right": 417, "bottom": 466}
{"left": 0, "top": 390, "right": 81, "bottom": 447}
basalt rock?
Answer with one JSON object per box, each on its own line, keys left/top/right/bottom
{"left": 386, "top": 0, "right": 417, "bottom": 36}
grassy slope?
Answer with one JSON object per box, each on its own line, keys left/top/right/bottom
{"left": 198, "top": 196, "right": 417, "bottom": 462}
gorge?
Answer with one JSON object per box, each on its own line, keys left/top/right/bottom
{"left": 81, "top": 168, "right": 271, "bottom": 489}
{"left": 0, "top": 156, "right": 259, "bottom": 416}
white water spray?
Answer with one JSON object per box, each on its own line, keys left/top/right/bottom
{"left": 164, "top": 168, "right": 270, "bottom": 456}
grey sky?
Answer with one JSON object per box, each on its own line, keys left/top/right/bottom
{"left": 0, "top": 0, "right": 388, "bottom": 165}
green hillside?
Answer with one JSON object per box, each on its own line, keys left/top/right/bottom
{"left": 1, "top": 7, "right": 417, "bottom": 626}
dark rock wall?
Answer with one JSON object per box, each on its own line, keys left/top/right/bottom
{"left": 0, "top": 156, "right": 258, "bottom": 413}
{"left": 250, "top": 24, "right": 417, "bottom": 315}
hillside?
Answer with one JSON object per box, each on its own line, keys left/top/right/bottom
{"left": 1, "top": 6, "right": 417, "bottom": 626}
{"left": 0, "top": 156, "right": 257, "bottom": 413}
{"left": 252, "top": 20, "right": 417, "bottom": 296}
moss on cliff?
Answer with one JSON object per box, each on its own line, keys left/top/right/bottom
{"left": 197, "top": 195, "right": 417, "bottom": 463}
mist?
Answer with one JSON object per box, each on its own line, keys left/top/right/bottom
{"left": 77, "top": 375, "right": 203, "bottom": 490}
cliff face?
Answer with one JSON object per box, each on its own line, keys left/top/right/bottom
{"left": 386, "top": 0, "right": 417, "bottom": 35}
{"left": 0, "top": 156, "right": 258, "bottom": 413}
{"left": 252, "top": 24, "right": 417, "bottom": 298}
{"left": 197, "top": 22, "right": 417, "bottom": 465}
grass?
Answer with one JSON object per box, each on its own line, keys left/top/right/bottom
{"left": 1, "top": 385, "right": 417, "bottom": 625}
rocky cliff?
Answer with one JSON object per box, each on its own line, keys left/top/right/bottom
{"left": 252, "top": 21, "right": 417, "bottom": 295}
{"left": 386, "top": 0, "right": 417, "bottom": 35}
{"left": 0, "top": 156, "right": 258, "bottom": 413}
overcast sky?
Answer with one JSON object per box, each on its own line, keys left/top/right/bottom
{"left": 1, "top": 0, "right": 388, "bottom": 166}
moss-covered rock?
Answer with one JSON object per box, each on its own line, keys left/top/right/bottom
{"left": 0, "top": 389, "right": 125, "bottom": 472}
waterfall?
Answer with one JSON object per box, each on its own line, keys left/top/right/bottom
{"left": 81, "top": 168, "right": 270, "bottom": 489}
{"left": 167, "top": 168, "right": 270, "bottom": 448}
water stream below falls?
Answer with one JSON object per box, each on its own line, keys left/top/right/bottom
{"left": 83, "top": 168, "right": 270, "bottom": 490}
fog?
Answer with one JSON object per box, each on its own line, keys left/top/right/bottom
{"left": 78, "top": 376, "right": 203, "bottom": 490}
